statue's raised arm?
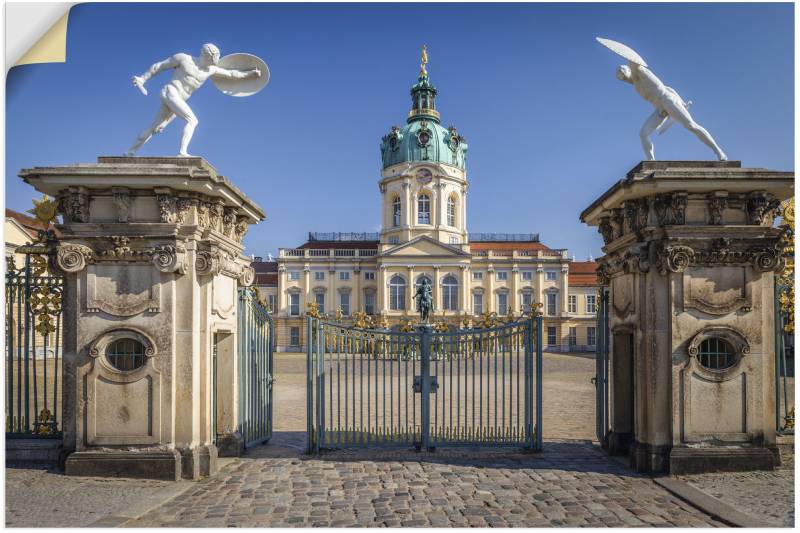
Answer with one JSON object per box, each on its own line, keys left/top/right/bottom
{"left": 596, "top": 37, "right": 727, "bottom": 161}
{"left": 125, "top": 44, "right": 269, "bottom": 157}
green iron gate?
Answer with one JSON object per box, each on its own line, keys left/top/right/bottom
{"left": 307, "top": 317, "right": 542, "bottom": 453}
{"left": 594, "top": 288, "right": 610, "bottom": 445}
{"left": 237, "top": 288, "right": 274, "bottom": 447}
{"left": 5, "top": 244, "right": 63, "bottom": 438}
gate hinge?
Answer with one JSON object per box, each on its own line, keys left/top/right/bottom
{"left": 413, "top": 376, "right": 439, "bottom": 394}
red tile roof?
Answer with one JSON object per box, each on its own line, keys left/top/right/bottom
{"left": 5, "top": 208, "right": 60, "bottom": 238}
{"left": 252, "top": 260, "right": 278, "bottom": 286}
{"left": 569, "top": 261, "right": 599, "bottom": 286}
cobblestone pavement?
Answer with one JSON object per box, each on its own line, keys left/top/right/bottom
{"left": 677, "top": 449, "right": 795, "bottom": 527}
{"left": 125, "top": 438, "right": 724, "bottom": 528}
{"left": 5, "top": 464, "right": 190, "bottom": 527}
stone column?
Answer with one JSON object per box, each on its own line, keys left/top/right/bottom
{"left": 353, "top": 264, "right": 361, "bottom": 314}
{"left": 486, "top": 266, "right": 495, "bottom": 313}
{"left": 377, "top": 265, "right": 387, "bottom": 313}
{"left": 303, "top": 265, "right": 311, "bottom": 314}
{"left": 460, "top": 265, "right": 469, "bottom": 314}
{"left": 580, "top": 160, "right": 792, "bottom": 474}
{"left": 560, "top": 264, "right": 569, "bottom": 317}
{"left": 21, "top": 156, "right": 264, "bottom": 480}
{"left": 511, "top": 267, "right": 519, "bottom": 314}
{"left": 432, "top": 265, "right": 440, "bottom": 312}
{"left": 407, "top": 265, "right": 415, "bottom": 314}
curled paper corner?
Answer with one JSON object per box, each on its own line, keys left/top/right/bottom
{"left": 7, "top": 3, "right": 75, "bottom": 70}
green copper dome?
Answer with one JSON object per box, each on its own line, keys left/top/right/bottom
{"left": 380, "top": 71, "right": 468, "bottom": 170}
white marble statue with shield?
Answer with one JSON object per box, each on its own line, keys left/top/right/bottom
{"left": 126, "top": 43, "right": 270, "bottom": 157}
{"left": 597, "top": 37, "right": 727, "bottom": 161}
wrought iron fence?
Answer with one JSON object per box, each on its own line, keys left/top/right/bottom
{"left": 775, "top": 282, "right": 794, "bottom": 435}
{"left": 594, "top": 288, "right": 610, "bottom": 445}
{"left": 237, "top": 288, "right": 274, "bottom": 447}
{"left": 307, "top": 317, "right": 542, "bottom": 453}
{"left": 5, "top": 248, "right": 63, "bottom": 437}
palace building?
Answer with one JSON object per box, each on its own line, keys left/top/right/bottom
{"left": 255, "top": 51, "right": 598, "bottom": 352}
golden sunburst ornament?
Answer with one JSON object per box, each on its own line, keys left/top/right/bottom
{"left": 28, "top": 194, "right": 58, "bottom": 225}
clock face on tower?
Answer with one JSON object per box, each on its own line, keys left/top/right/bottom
{"left": 416, "top": 168, "right": 432, "bottom": 185}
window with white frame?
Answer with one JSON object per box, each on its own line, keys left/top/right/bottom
{"left": 442, "top": 275, "right": 459, "bottom": 311}
{"left": 339, "top": 271, "right": 350, "bottom": 281}
{"left": 587, "top": 327, "right": 596, "bottom": 346}
{"left": 496, "top": 271, "right": 508, "bottom": 281}
{"left": 586, "top": 294, "right": 597, "bottom": 314}
{"left": 547, "top": 326, "right": 557, "bottom": 346}
{"left": 392, "top": 196, "right": 401, "bottom": 227}
{"left": 497, "top": 292, "right": 508, "bottom": 315}
{"left": 389, "top": 275, "right": 406, "bottom": 310}
{"left": 545, "top": 270, "right": 557, "bottom": 281}
{"left": 363, "top": 271, "right": 375, "bottom": 281}
{"left": 473, "top": 293, "right": 483, "bottom": 315}
{"left": 288, "top": 270, "right": 300, "bottom": 281}
{"left": 568, "top": 295, "right": 577, "bottom": 313}
{"left": 314, "top": 271, "right": 325, "bottom": 281}
{"left": 314, "top": 292, "right": 325, "bottom": 314}
{"left": 472, "top": 271, "right": 483, "bottom": 281}
{"left": 447, "top": 196, "right": 456, "bottom": 226}
{"left": 521, "top": 292, "right": 533, "bottom": 313}
{"left": 289, "top": 293, "right": 300, "bottom": 316}
{"left": 568, "top": 327, "right": 577, "bottom": 347}
{"left": 364, "top": 291, "right": 376, "bottom": 315}
{"left": 418, "top": 194, "right": 431, "bottom": 224}
{"left": 340, "top": 292, "right": 350, "bottom": 316}
{"left": 290, "top": 327, "right": 300, "bottom": 347}
{"left": 267, "top": 294, "right": 276, "bottom": 313}
{"left": 546, "top": 292, "right": 557, "bottom": 316}
{"left": 388, "top": 235, "right": 400, "bottom": 245}
{"left": 449, "top": 236, "right": 459, "bottom": 245}
{"left": 521, "top": 270, "right": 533, "bottom": 281}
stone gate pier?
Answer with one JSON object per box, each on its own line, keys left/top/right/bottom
{"left": 20, "top": 157, "right": 265, "bottom": 480}
{"left": 581, "top": 161, "right": 793, "bottom": 474}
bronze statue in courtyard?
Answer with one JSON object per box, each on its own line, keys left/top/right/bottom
{"left": 415, "top": 277, "right": 434, "bottom": 323}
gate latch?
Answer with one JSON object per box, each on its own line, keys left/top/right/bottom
{"left": 413, "top": 376, "right": 439, "bottom": 394}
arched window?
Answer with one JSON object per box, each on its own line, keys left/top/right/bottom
{"left": 442, "top": 275, "right": 459, "bottom": 311}
{"left": 418, "top": 194, "right": 430, "bottom": 224}
{"left": 106, "top": 337, "right": 146, "bottom": 372}
{"left": 389, "top": 275, "right": 406, "bottom": 311}
{"left": 392, "top": 196, "right": 401, "bottom": 227}
{"left": 447, "top": 196, "right": 456, "bottom": 227}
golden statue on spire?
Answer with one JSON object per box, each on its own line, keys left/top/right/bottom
{"left": 420, "top": 44, "right": 428, "bottom": 77}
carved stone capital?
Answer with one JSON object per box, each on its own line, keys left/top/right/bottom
{"left": 658, "top": 244, "right": 695, "bottom": 274}
{"left": 58, "top": 187, "right": 89, "bottom": 223}
{"left": 746, "top": 191, "right": 780, "bottom": 225}
{"left": 233, "top": 216, "right": 249, "bottom": 243}
{"left": 706, "top": 193, "right": 727, "bottom": 225}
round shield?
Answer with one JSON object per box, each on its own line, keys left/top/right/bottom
{"left": 596, "top": 37, "right": 648, "bottom": 67}
{"left": 212, "top": 53, "right": 270, "bottom": 97}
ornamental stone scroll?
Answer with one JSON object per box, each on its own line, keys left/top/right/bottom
{"left": 55, "top": 244, "right": 94, "bottom": 273}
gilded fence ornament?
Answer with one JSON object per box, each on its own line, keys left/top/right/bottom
{"left": 777, "top": 197, "right": 794, "bottom": 334}
{"left": 379, "top": 313, "right": 389, "bottom": 330}
{"left": 335, "top": 306, "right": 343, "bottom": 322}
{"left": 29, "top": 285, "right": 61, "bottom": 336}
{"left": 306, "top": 300, "right": 321, "bottom": 319}
{"left": 353, "top": 310, "right": 369, "bottom": 329}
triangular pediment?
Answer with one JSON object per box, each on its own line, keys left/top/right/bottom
{"left": 381, "top": 235, "right": 469, "bottom": 258}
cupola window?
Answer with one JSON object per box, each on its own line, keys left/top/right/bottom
{"left": 418, "top": 194, "right": 431, "bottom": 224}
{"left": 447, "top": 196, "right": 456, "bottom": 227}
{"left": 392, "top": 197, "right": 401, "bottom": 227}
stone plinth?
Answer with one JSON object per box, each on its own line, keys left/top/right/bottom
{"left": 581, "top": 161, "right": 793, "bottom": 474}
{"left": 20, "top": 156, "right": 265, "bottom": 480}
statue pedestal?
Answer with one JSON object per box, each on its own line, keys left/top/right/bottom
{"left": 20, "top": 156, "right": 265, "bottom": 479}
{"left": 581, "top": 161, "right": 793, "bottom": 474}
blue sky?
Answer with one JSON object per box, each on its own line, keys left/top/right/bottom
{"left": 6, "top": 2, "right": 794, "bottom": 259}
